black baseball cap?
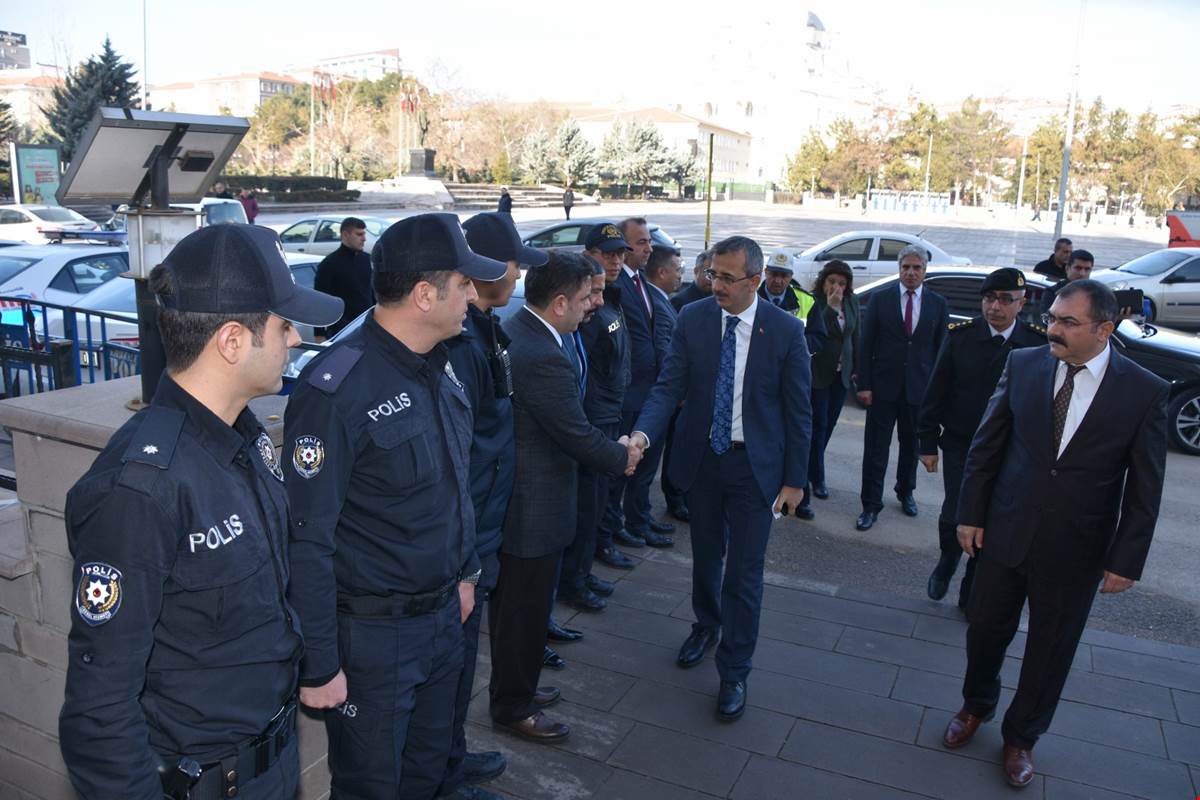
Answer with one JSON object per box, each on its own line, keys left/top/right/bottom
{"left": 372, "top": 213, "right": 507, "bottom": 280}
{"left": 158, "top": 223, "right": 344, "bottom": 326}
{"left": 979, "top": 267, "right": 1027, "bottom": 294}
{"left": 584, "top": 222, "right": 632, "bottom": 253}
{"left": 462, "top": 212, "right": 548, "bottom": 267}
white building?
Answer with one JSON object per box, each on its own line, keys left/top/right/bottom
{"left": 285, "top": 48, "right": 402, "bottom": 83}
{"left": 0, "top": 66, "right": 60, "bottom": 130}
{"left": 149, "top": 72, "right": 301, "bottom": 117}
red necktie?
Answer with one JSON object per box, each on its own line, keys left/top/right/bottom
{"left": 633, "top": 272, "right": 653, "bottom": 319}
{"left": 904, "top": 290, "right": 914, "bottom": 337}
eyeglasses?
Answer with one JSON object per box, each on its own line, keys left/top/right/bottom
{"left": 703, "top": 269, "right": 757, "bottom": 285}
{"left": 1041, "top": 312, "right": 1093, "bottom": 329}
{"left": 982, "top": 293, "right": 1022, "bottom": 306}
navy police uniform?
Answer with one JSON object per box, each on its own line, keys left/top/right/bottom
{"left": 59, "top": 223, "right": 344, "bottom": 800}
{"left": 917, "top": 268, "right": 1046, "bottom": 606}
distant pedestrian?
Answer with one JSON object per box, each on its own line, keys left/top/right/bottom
{"left": 209, "top": 180, "right": 232, "bottom": 199}
{"left": 1084, "top": 206, "right": 1092, "bottom": 227}
{"left": 312, "top": 217, "right": 375, "bottom": 341}
{"left": 563, "top": 188, "right": 575, "bottom": 219}
{"left": 238, "top": 188, "right": 259, "bottom": 224}
{"left": 497, "top": 186, "right": 513, "bottom": 214}
{"left": 1031, "top": 205, "right": 1042, "bottom": 222}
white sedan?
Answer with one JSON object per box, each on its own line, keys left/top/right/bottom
{"left": 0, "top": 204, "right": 100, "bottom": 244}
{"left": 0, "top": 244, "right": 128, "bottom": 307}
{"left": 277, "top": 215, "right": 392, "bottom": 257}
{"left": 775, "top": 230, "right": 970, "bottom": 287}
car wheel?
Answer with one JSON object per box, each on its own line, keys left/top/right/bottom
{"left": 1167, "top": 387, "right": 1200, "bottom": 456}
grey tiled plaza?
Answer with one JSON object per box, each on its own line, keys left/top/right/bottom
{"left": 469, "top": 551, "right": 1200, "bottom": 800}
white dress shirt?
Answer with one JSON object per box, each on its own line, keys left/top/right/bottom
{"left": 900, "top": 283, "right": 923, "bottom": 331}
{"left": 720, "top": 300, "right": 759, "bottom": 444}
{"left": 989, "top": 319, "right": 1016, "bottom": 341}
{"left": 624, "top": 265, "right": 653, "bottom": 316}
{"left": 524, "top": 306, "right": 563, "bottom": 347}
{"left": 1054, "top": 342, "right": 1111, "bottom": 458}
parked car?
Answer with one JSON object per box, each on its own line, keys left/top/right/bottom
{"left": 522, "top": 221, "right": 681, "bottom": 257}
{"left": 0, "top": 204, "right": 101, "bottom": 244}
{"left": 103, "top": 198, "right": 249, "bottom": 232}
{"left": 856, "top": 266, "right": 1200, "bottom": 456}
{"left": 777, "top": 230, "right": 970, "bottom": 287}
{"left": 277, "top": 215, "right": 392, "bottom": 256}
{"left": 0, "top": 244, "right": 128, "bottom": 307}
{"left": 1091, "top": 248, "right": 1200, "bottom": 328}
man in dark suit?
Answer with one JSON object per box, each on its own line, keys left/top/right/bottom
{"left": 489, "top": 251, "right": 637, "bottom": 743}
{"left": 943, "top": 280, "right": 1168, "bottom": 789}
{"left": 1039, "top": 248, "right": 1093, "bottom": 313}
{"left": 631, "top": 235, "right": 812, "bottom": 721}
{"left": 917, "top": 268, "right": 1046, "bottom": 610}
{"left": 1033, "top": 237, "right": 1072, "bottom": 281}
{"left": 670, "top": 250, "right": 713, "bottom": 312}
{"left": 854, "top": 245, "right": 949, "bottom": 531}
{"left": 601, "top": 218, "right": 675, "bottom": 549}
{"left": 643, "top": 245, "right": 686, "bottom": 523}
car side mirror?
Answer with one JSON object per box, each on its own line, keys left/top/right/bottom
{"left": 815, "top": 252, "right": 830, "bottom": 262}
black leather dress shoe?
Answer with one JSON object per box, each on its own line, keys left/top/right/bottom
{"left": 497, "top": 711, "right": 569, "bottom": 742}
{"left": 717, "top": 680, "right": 747, "bottom": 721}
{"left": 677, "top": 627, "right": 719, "bottom": 668}
{"left": 595, "top": 545, "right": 635, "bottom": 570}
{"left": 898, "top": 493, "right": 919, "bottom": 516}
{"left": 795, "top": 505, "right": 815, "bottom": 520}
{"left": 586, "top": 574, "right": 614, "bottom": 596}
{"left": 667, "top": 503, "right": 690, "bottom": 522}
{"left": 542, "top": 646, "right": 565, "bottom": 670}
{"left": 562, "top": 587, "right": 607, "bottom": 612}
{"left": 463, "top": 750, "right": 507, "bottom": 785}
{"left": 614, "top": 528, "right": 645, "bottom": 548}
{"left": 648, "top": 517, "right": 676, "bottom": 534}
{"left": 533, "top": 686, "right": 561, "bottom": 707}
{"left": 926, "top": 552, "right": 959, "bottom": 601}
{"left": 547, "top": 620, "right": 583, "bottom": 642}
{"left": 641, "top": 530, "right": 674, "bottom": 548}
{"left": 855, "top": 510, "right": 878, "bottom": 531}
{"left": 812, "top": 483, "right": 829, "bottom": 500}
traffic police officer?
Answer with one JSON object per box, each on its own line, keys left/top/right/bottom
{"left": 59, "top": 223, "right": 344, "bottom": 799}
{"left": 917, "top": 267, "right": 1046, "bottom": 608}
{"left": 439, "top": 212, "right": 547, "bottom": 800}
{"left": 285, "top": 213, "right": 507, "bottom": 799}
{"left": 762, "top": 249, "right": 828, "bottom": 357}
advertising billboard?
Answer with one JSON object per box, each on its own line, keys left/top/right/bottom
{"left": 9, "top": 143, "right": 63, "bottom": 205}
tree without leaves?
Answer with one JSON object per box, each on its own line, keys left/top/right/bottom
{"left": 43, "top": 37, "right": 140, "bottom": 161}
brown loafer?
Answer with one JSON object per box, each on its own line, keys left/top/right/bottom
{"left": 533, "top": 686, "right": 561, "bottom": 707}
{"left": 942, "top": 707, "right": 990, "bottom": 749}
{"left": 497, "top": 711, "right": 569, "bottom": 743}
{"left": 1002, "top": 744, "right": 1034, "bottom": 788}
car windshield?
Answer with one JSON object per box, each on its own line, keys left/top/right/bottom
{"left": 1117, "top": 250, "right": 1192, "bottom": 276}
{"left": 30, "top": 207, "right": 86, "bottom": 223}
{"left": 77, "top": 278, "right": 137, "bottom": 313}
{"left": 0, "top": 255, "right": 38, "bottom": 284}
{"left": 205, "top": 203, "right": 247, "bottom": 225}
{"left": 364, "top": 219, "right": 388, "bottom": 236}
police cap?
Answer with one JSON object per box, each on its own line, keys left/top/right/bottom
{"left": 158, "top": 223, "right": 344, "bottom": 327}
{"left": 372, "top": 213, "right": 507, "bottom": 280}
{"left": 463, "top": 212, "right": 549, "bottom": 267}
{"left": 584, "top": 222, "right": 632, "bottom": 253}
{"left": 980, "top": 267, "right": 1027, "bottom": 294}
{"left": 766, "top": 249, "right": 795, "bottom": 274}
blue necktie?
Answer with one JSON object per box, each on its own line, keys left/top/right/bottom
{"left": 711, "top": 315, "right": 740, "bottom": 454}
{"left": 573, "top": 330, "right": 588, "bottom": 397}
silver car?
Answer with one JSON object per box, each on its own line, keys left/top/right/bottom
{"left": 1092, "top": 248, "right": 1200, "bottom": 328}
{"left": 277, "top": 215, "right": 392, "bottom": 257}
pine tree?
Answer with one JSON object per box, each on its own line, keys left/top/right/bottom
{"left": 0, "top": 98, "right": 17, "bottom": 144}
{"left": 518, "top": 127, "right": 558, "bottom": 184}
{"left": 43, "top": 37, "right": 140, "bottom": 160}
{"left": 556, "top": 118, "right": 597, "bottom": 188}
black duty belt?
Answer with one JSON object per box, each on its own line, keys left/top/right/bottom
{"left": 336, "top": 578, "right": 457, "bottom": 618}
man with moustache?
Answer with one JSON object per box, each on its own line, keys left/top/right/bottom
{"left": 285, "top": 214, "right": 507, "bottom": 799}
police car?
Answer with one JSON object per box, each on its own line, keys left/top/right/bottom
{"left": 0, "top": 244, "right": 128, "bottom": 307}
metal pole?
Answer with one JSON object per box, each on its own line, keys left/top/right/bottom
{"left": 922, "top": 131, "right": 933, "bottom": 202}
{"left": 1034, "top": 152, "right": 1041, "bottom": 211}
{"left": 704, "top": 132, "right": 715, "bottom": 249}
{"left": 397, "top": 78, "right": 404, "bottom": 178}
{"left": 1016, "top": 136, "right": 1028, "bottom": 213}
{"left": 141, "top": 0, "right": 148, "bottom": 108}
{"left": 309, "top": 74, "right": 316, "bottom": 175}
{"left": 810, "top": 170, "right": 815, "bottom": 199}
{"left": 1054, "top": 0, "right": 1086, "bottom": 242}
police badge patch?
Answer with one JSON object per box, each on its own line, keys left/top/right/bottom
{"left": 255, "top": 432, "right": 284, "bottom": 481}
{"left": 292, "top": 435, "right": 325, "bottom": 479}
{"left": 76, "top": 562, "right": 123, "bottom": 626}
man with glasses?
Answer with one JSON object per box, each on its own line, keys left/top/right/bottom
{"left": 917, "top": 268, "right": 1046, "bottom": 609}
{"left": 944, "top": 280, "right": 1168, "bottom": 789}
{"left": 629, "top": 236, "right": 811, "bottom": 721}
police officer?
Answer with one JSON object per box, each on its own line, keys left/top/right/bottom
{"left": 285, "top": 213, "right": 507, "bottom": 799}
{"left": 917, "top": 267, "right": 1046, "bottom": 608}
{"left": 439, "top": 212, "right": 547, "bottom": 800}
{"left": 761, "top": 249, "right": 828, "bottom": 357}
{"left": 59, "top": 224, "right": 344, "bottom": 799}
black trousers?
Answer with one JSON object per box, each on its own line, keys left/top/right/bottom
{"left": 561, "top": 422, "right": 619, "bottom": 592}
{"left": 962, "top": 546, "right": 1103, "bottom": 750}
{"left": 935, "top": 435, "right": 976, "bottom": 598}
{"left": 660, "top": 407, "right": 685, "bottom": 508}
{"left": 604, "top": 406, "right": 664, "bottom": 537}
{"left": 488, "top": 549, "right": 561, "bottom": 724}
{"left": 860, "top": 397, "right": 919, "bottom": 512}
{"left": 688, "top": 446, "right": 774, "bottom": 682}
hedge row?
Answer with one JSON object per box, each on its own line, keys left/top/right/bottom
{"left": 222, "top": 175, "right": 349, "bottom": 193}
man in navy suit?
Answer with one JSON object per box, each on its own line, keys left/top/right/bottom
{"left": 854, "top": 245, "right": 949, "bottom": 531}
{"left": 631, "top": 235, "right": 812, "bottom": 721}
{"left": 943, "top": 281, "right": 1168, "bottom": 788}
{"left": 601, "top": 218, "right": 675, "bottom": 549}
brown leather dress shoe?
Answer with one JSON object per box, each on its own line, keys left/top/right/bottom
{"left": 533, "top": 686, "right": 561, "bottom": 707}
{"left": 942, "top": 707, "right": 990, "bottom": 749}
{"left": 497, "top": 711, "right": 569, "bottom": 743}
{"left": 1002, "top": 744, "right": 1034, "bottom": 788}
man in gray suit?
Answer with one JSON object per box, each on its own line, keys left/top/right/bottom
{"left": 489, "top": 250, "right": 639, "bottom": 743}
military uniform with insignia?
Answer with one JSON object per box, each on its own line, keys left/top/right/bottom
{"left": 59, "top": 224, "right": 344, "bottom": 799}
{"left": 917, "top": 267, "right": 1047, "bottom": 607}
{"left": 284, "top": 213, "right": 507, "bottom": 798}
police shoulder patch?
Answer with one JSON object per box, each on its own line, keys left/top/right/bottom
{"left": 292, "top": 435, "right": 325, "bottom": 479}
{"left": 948, "top": 319, "right": 974, "bottom": 332}
{"left": 76, "top": 562, "right": 123, "bottom": 626}
{"left": 255, "top": 432, "right": 284, "bottom": 482}
{"left": 307, "top": 345, "right": 364, "bottom": 394}
{"left": 122, "top": 406, "right": 185, "bottom": 469}
{"left": 1024, "top": 320, "right": 1048, "bottom": 336}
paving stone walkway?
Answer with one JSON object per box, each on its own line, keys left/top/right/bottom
{"left": 467, "top": 550, "right": 1200, "bottom": 800}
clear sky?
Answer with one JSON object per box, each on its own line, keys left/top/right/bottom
{"left": 14, "top": 0, "right": 1198, "bottom": 115}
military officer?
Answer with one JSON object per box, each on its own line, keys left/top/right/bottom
{"left": 59, "top": 224, "right": 344, "bottom": 799}
{"left": 917, "top": 267, "right": 1046, "bottom": 608}
{"left": 285, "top": 213, "right": 507, "bottom": 799}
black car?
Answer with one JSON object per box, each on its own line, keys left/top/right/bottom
{"left": 855, "top": 267, "right": 1200, "bottom": 456}
{"left": 522, "top": 221, "right": 682, "bottom": 256}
